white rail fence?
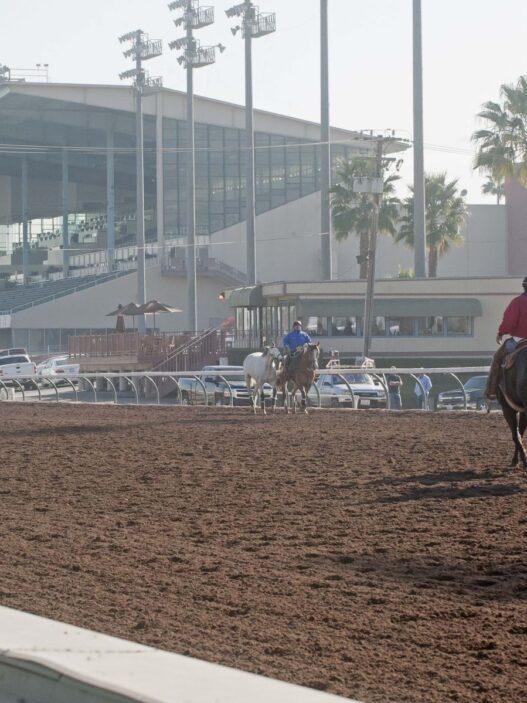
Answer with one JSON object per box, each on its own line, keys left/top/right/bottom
{"left": 0, "top": 367, "right": 492, "bottom": 411}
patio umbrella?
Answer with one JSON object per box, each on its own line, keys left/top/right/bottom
{"left": 107, "top": 302, "right": 143, "bottom": 331}
{"left": 138, "top": 299, "right": 182, "bottom": 332}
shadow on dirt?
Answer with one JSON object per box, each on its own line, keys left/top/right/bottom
{"left": 306, "top": 552, "right": 527, "bottom": 602}
{"left": 369, "top": 469, "right": 496, "bottom": 487}
{"left": 377, "top": 483, "right": 524, "bottom": 503}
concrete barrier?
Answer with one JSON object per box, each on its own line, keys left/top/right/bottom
{"left": 0, "top": 606, "right": 356, "bottom": 703}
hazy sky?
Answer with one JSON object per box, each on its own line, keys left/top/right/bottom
{"left": 3, "top": 0, "right": 527, "bottom": 203}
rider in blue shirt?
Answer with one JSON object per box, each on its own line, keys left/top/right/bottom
{"left": 282, "top": 320, "right": 312, "bottom": 373}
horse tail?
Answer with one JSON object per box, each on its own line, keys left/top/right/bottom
{"left": 245, "top": 374, "right": 255, "bottom": 389}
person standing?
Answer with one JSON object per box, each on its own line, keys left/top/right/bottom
{"left": 115, "top": 304, "right": 126, "bottom": 333}
{"left": 386, "top": 367, "right": 403, "bottom": 410}
{"left": 414, "top": 372, "right": 432, "bottom": 409}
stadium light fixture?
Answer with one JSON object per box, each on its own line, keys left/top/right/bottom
{"left": 226, "top": 0, "right": 277, "bottom": 285}
{"left": 167, "top": 0, "right": 224, "bottom": 333}
{"left": 225, "top": 3, "right": 246, "bottom": 17}
{"left": 117, "top": 29, "right": 162, "bottom": 334}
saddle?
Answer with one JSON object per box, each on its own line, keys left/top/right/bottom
{"left": 504, "top": 339, "right": 527, "bottom": 370}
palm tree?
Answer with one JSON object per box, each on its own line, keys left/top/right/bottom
{"left": 482, "top": 175, "right": 505, "bottom": 204}
{"left": 473, "top": 75, "right": 527, "bottom": 186}
{"left": 396, "top": 173, "right": 468, "bottom": 278}
{"left": 330, "top": 158, "right": 401, "bottom": 279}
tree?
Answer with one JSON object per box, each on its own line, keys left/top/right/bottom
{"left": 473, "top": 75, "right": 527, "bottom": 187}
{"left": 396, "top": 173, "right": 468, "bottom": 278}
{"left": 330, "top": 157, "right": 401, "bottom": 279}
{"left": 482, "top": 175, "right": 505, "bottom": 204}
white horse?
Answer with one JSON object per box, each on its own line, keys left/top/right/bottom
{"left": 243, "top": 345, "right": 282, "bottom": 414}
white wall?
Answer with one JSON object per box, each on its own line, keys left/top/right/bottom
{"left": 211, "top": 197, "right": 508, "bottom": 284}
{"left": 13, "top": 266, "right": 230, "bottom": 332}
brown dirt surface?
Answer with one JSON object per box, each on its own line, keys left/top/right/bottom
{"left": 1, "top": 403, "right": 526, "bottom": 703}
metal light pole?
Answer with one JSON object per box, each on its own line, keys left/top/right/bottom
{"left": 320, "top": 0, "right": 332, "bottom": 280}
{"left": 119, "top": 30, "right": 163, "bottom": 334}
{"left": 227, "top": 1, "right": 276, "bottom": 286}
{"left": 413, "top": 0, "right": 426, "bottom": 278}
{"left": 169, "top": 0, "right": 224, "bottom": 333}
{"left": 362, "top": 138, "right": 384, "bottom": 360}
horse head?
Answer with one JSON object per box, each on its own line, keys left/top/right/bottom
{"left": 303, "top": 342, "right": 320, "bottom": 370}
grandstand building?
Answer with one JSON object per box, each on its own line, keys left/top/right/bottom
{"left": 0, "top": 80, "right": 523, "bottom": 358}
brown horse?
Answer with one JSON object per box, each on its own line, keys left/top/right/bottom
{"left": 277, "top": 342, "right": 320, "bottom": 414}
{"left": 497, "top": 346, "right": 527, "bottom": 469}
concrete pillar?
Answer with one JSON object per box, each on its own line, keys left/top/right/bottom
{"left": 106, "top": 127, "right": 115, "bottom": 271}
{"left": 156, "top": 91, "right": 165, "bottom": 267}
{"left": 62, "top": 149, "right": 70, "bottom": 277}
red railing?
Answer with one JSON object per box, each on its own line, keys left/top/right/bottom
{"left": 152, "top": 327, "right": 228, "bottom": 373}
{"left": 69, "top": 333, "right": 193, "bottom": 362}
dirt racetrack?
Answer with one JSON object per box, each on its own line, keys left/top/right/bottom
{"left": 0, "top": 403, "right": 526, "bottom": 703}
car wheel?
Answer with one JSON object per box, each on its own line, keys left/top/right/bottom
{"left": 477, "top": 399, "right": 490, "bottom": 413}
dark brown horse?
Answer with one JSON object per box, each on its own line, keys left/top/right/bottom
{"left": 497, "top": 347, "right": 527, "bottom": 469}
{"left": 277, "top": 342, "right": 320, "bottom": 414}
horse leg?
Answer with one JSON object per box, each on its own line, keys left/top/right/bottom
{"left": 271, "top": 385, "right": 277, "bottom": 413}
{"left": 519, "top": 412, "right": 527, "bottom": 469}
{"left": 501, "top": 401, "right": 525, "bottom": 467}
{"left": 301, "top": 386, "right": 308, "bottom": 414}
{"left": 260, "top": 385, "right": 267, "bottom": 415}
{"left": 246, "top": 375, "right": 257, "bottom": 414}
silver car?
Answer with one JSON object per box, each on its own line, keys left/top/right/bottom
{"left": 309, "top": 372, "right": 386, "bottom": 408}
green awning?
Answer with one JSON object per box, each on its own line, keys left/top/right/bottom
{"left": 228, "top": 286, "right": 265, "bottom": 307}
{"left": 296, "top": 298, "right": 482, "bottom": 318}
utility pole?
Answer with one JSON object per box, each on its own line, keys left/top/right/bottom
{"left": 320, "top": 0, "right": 332, "bottom": 280}
{"left": 169, "top": 0, "right": 224, "bottom": 333}
{"left": 413, "top": 0, "right": 426, "bottom": 278}
{"left": 227, "top": 1, "right": 276, "bottom": 286}
{"left": 119, "top": 30, "right": 163, "bottom": 334}
{"left": 361, "top": 138, "right": 384, "bottom": 360}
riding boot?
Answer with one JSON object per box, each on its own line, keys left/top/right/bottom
{"left": 485, "top": 343, "right": 508, "bottom": 399}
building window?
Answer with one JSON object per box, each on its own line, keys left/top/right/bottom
{"left": 446, "top": 316, "right": 471, "bottom": 335}
{"left": 372, "top": 316, "right": 386, "bottom": 336}
{"left": 417, "top": 316, "right": 444, "bottom": 336}
{"left": 332, "top": 316, "right": 359, "bottom": 336}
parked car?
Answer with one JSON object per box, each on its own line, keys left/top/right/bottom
{"left": 436, "top": 374, "right": 497, "bottom": 411}
{"left": 0, "top": 352, "right": 37, "bottom": 391}
{"left": 308, "top": 371, "right": 387, "bottom": 408}
{"left": 36, "top": 355, "right": 80, "bottom": 386}
{"left": 177, "top": 365, "right": 273, "bottom": 406}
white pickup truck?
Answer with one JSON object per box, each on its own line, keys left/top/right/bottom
{"left": 0, "top": 348, "right": 37, "bottom": 390}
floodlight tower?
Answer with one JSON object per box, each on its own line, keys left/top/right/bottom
{"left": 227, "top": 1, "right": 276, "bottom": 286}
{"left": 119, "top": 30, "right": 162, "bottom": 333}
{"left": 320, "top": 0, "right": 332, "bottom": 280}
{"left": 169, "top": 0, "right": 225, "bottom": 333}
{"left": 413, "top": 0, "right": 426, "bottom": 278}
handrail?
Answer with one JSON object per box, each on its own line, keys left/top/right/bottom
{"left": 151, "top": 325, "right": 225, "bottom": 371}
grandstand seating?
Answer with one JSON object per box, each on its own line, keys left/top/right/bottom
{"left": 0, "top": 269, "right": 134, "bottom": 314}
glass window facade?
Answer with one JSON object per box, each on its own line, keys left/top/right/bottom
{"left": 163, "top": 120, "right": 357, "bottom": 239}
{"left": 235, "top": 309, "right": 474, "bottom": 342}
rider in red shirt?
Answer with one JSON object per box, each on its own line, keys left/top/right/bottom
{"left": 486, "top": 277, "right": 527, "bottom": 398}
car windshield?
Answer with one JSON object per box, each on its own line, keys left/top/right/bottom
{"left": 0, "top": 356, "right": 29, "bottom": 365}
{"left": 205, "top": 372, "right": 245, "bottom": 383}
{"left": 54, "top": 359, "right": 72, "bottom": 366}
{"left": 464, "top": 376, "right": 487, "bottom": 391}
{"left": 336, "top": 373, "right": 372, "bottom": 385}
